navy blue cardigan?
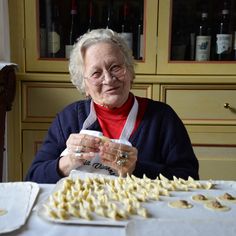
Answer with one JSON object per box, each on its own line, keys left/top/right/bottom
{"left": 25, "top": 97, "right": 199, "bottom": 183}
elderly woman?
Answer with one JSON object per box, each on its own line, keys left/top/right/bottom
{"left": 26, "top": 29, "right": 199, "bottom": 183}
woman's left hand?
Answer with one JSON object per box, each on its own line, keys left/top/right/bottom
{"left": 99, "top": 141, "right": 137, "bottom": 176}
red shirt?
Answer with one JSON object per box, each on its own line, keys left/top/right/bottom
{"left": 94, "top": 95, "right": 148, "bottom": 139}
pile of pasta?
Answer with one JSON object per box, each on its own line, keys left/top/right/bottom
{"left": 43, "top": 174, "right": 214, "bottom": 221}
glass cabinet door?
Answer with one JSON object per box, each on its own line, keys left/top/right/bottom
{"left": 157, "top": 0, "right": 236, "bottom": 75}
{"left": 25, "top": 0, "right": 158, "bottom": 74}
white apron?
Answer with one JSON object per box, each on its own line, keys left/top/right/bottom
{"left": 60, "top": 98, "right": 138, "bottom": 175}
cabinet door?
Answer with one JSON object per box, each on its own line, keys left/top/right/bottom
{"left": 188, "top": 125, "right": 236, "bottom": 180}
{"left": 24, "top": 0, "right": 158, "bottom": 74}
{"left": 22, "top": 130, "right": 48, "bottom": 180}
{"left": 160, "top": 83, "right": 236, "bottom": 180}
{"left": 157, "top": 0, "right": 236, "bottom": 75}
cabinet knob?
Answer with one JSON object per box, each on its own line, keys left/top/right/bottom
{"left": 224, "top": 103, "right": 230, "bottom": 109}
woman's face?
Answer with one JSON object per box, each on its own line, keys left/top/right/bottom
{"left": 83, "top": 42, "right": 133, "bottom": 109}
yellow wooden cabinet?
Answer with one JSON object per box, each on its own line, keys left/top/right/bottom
{"left": 7, "top": 0, "right": 236, "bottom": 181}
{"left": 157, "top": 0, "right": 236, "bottom": 75}
{"left": 24, "top": 0, "right": 158, "bottom": 74}
{"left": 155, "top": 0, "right": 236, "bottom": 180}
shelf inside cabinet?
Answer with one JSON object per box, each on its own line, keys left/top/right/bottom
{"left": 157, "top": 0, "right": 236, "bottom": 75}
{"left": 24, "top": 0, "right": 158, "bottom": 74}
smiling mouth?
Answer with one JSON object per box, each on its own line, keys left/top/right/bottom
{"left": 104, "top": 87, "right": 119, "bottom": 93}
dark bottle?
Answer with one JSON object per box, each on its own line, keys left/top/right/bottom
{"left": 48, "top": 6, "right": 63, "bottom": 58}
{"left": 135, "top": 7, "right": 144, "bottom": 60}
{"left": 215, "top": 1, "right": 232, "bottom": 61}
{"left": 65, "top": 0, "right": 79, "bottom": 59}
{"left": 234, "top": 31, "right": 236, "bottom": 60}
{"left": 171, "top": 29, "right": 187, "bottom": 60}
{"left": 87, "top": 0, "right": 95, "bottom": 32}
{"left": 195, "top": 12, "right": 211, "bottom": 61}
{"left": 105, "top": 0, "right": 114, "bottom": 30}
{"left": 133, "top": 0, "right": 144, "bottom": 60}
{"left": 39, "top": 0, "right": 47, "bottom": 58}
{"left": 119, "top": 1, "right": 133, "bottom": 51}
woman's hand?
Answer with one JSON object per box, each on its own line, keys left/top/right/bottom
{"left": 99, "top": 141, "right": 138, "bottom": 177}
{"left": 58, "top": 133, "right": 102, "bottom": 176}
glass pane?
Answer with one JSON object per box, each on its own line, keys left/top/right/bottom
{"left": 170, "top": 0, "right": 236, "bottom": 61}
{"left": 38, "top": 0, "right": 144, "bottom": 60}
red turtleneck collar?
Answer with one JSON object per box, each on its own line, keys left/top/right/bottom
{"left": 94, "top": 94, "right": 148, "bottom": 139}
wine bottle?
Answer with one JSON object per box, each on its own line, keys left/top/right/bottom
{"left": 39, "top": 0, "right": 47, "bottom": 58}
{"left": 119, "top": 1, "right": 133, "bottom": 51}
{"left": 45, "top": 0, "right": 52, "bottom": 57}
{"left": 215, "top": 1, "right": 232, "bottom": 61}
{"left": 48, "top": 6, "right": 62, "bottom": 58}
{"left": 234, "top": 31, "right": 236, "bottom": 60}
{"left": 105, "top": 0, "right": 114, "bottom": 30}
{"left": 65, "top": 0, "right": 79, "bottom": 59}
{"left": 87, "top": 0, "right": 95, "bottom": 32}
{"left": 195, "top": 12, "right": 211, "bottom": 61}
{"left": 190, "top": 32, "right": 196, "bottom": 60}
{"left": 134, "top": 5, "right": 144, "bottom": 60}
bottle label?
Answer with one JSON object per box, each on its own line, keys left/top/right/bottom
{"left": 48, "top": 31, "right": 60, "bottom": 54}
{"left": 195, "top": 36, "right": 211, "bottom": 61}
{"left": 119, "top": 32, "right": 133, "bottom": 51}
{"left": 216, "top": 34, "right": 232, "bottom": 54}
{"left": 140, "top": 33, "right": 144, "bottom": 58}
{"left": 65, "top": 45, "right": 73, "bottom": 59}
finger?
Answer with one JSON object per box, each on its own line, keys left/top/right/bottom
{"left": 68, "top": 152, "right": 97, "bottom": 171}
{"left": 67, "top": 134, "right": 101, "bottom": 152}
{"left": 66, "top": 133, "right": 82, "bottom": 146}
{"left": 75, "top": 145, "right": 99, "bottom": 154}
{"left": 80, "top": 135, "right": 101, "bottom": 149}
{"left": 99, "top": 142, "right": 121, "bottom": 161}
{"left": 100, "top": 142, "right": 136, "bottom": 162}
{"left": 70, "top": 154, "right": 85, "bottom": 167}
{"left": 100, "top": 149, "right": 132, "bottom": 169}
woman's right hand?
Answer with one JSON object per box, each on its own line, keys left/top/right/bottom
{"left": 58, "top": 133, "right": 102, "bottom": 176}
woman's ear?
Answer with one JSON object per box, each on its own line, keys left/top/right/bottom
{"left": 83, "top": 81, "right": 89, "bottom": 97}
{"left": 85, "top": 88, "right": 90, "bottom": 98}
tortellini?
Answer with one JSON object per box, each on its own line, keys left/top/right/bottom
{"left": 44, "top": 174, "right": 213, "bottom": 221}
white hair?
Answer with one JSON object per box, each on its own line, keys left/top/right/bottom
{"left": 69, "top": 28, "right": 135, "bottom": 94}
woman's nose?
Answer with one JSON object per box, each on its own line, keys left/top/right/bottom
{"left": 102, "top": 70, "right": 115, "bottom": 84}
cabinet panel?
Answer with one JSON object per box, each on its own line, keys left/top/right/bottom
{"left": 161, "top": 84, "right": 236, "bottom": 125}
{"left": 131, "top": 83, "right": 152, "bottom": 98}
{"left": 22, "top": 82, "right": 152, "bottom": 123}
{"left": 22, "top": 82, "right": 83, "bottom": 122}
{"left": 157, "top": 0, "right": 236, "bottom": 75}
{"left": 187, "top": 125, "right": 236, "bottom": 180}
{"left": 22, "top": 130, "right": 47, "bottom": 180}
{"left": 24, "top": 0, "right": 158, "bottom": 74}
{"left": 199, "top": 159, "right": 236, "bottom": 180}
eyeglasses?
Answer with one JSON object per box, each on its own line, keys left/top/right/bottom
{"left": 84, "top": 64, "right": 126, "bottom": 86}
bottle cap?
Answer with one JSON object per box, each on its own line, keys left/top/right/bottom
{"left": 71, "top": 0, "right": 78, "bottom": 14}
